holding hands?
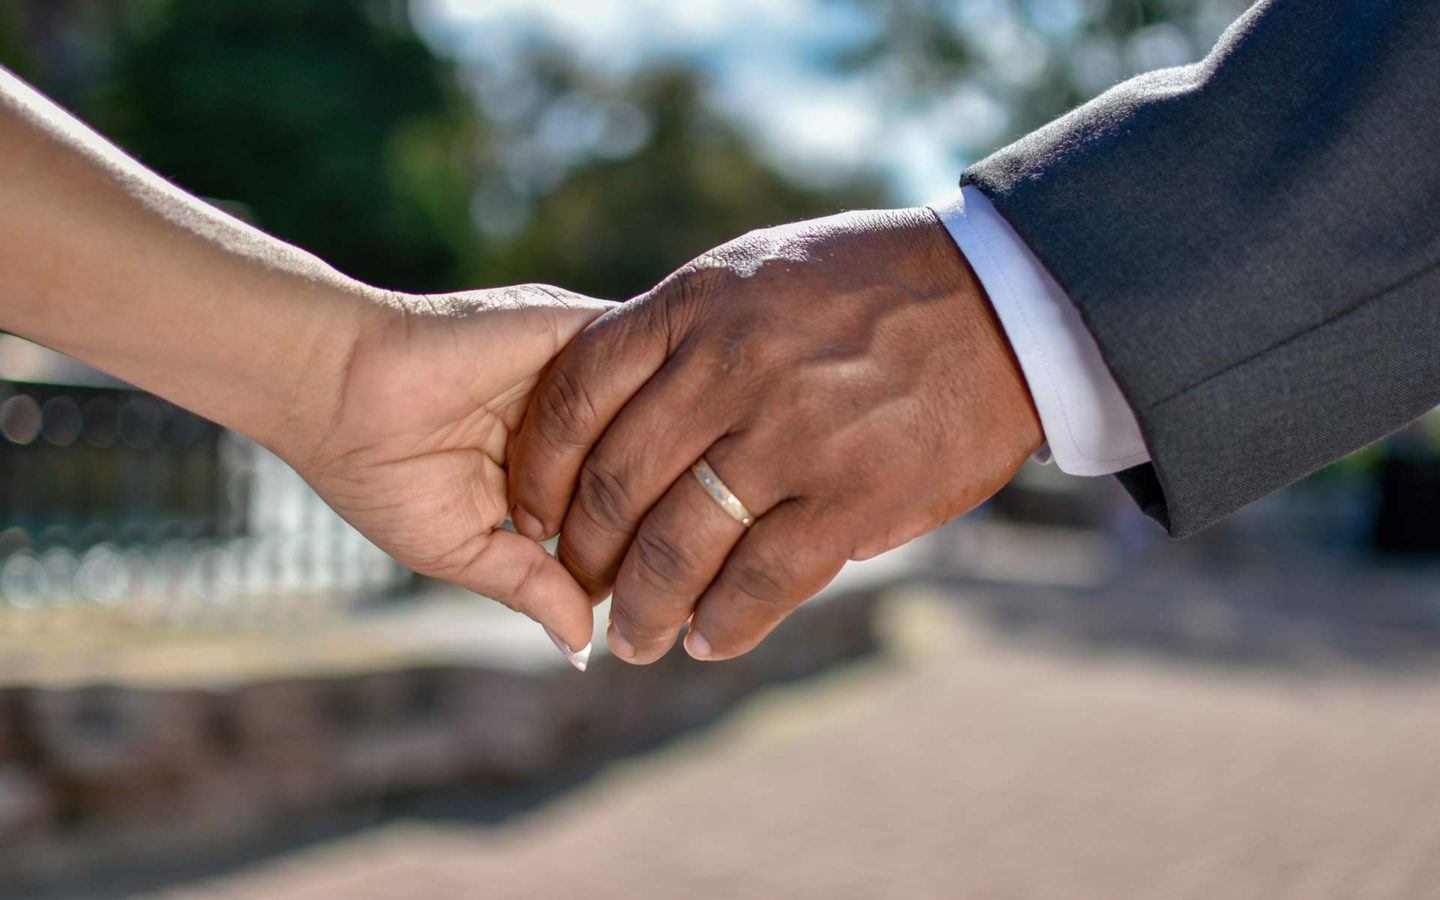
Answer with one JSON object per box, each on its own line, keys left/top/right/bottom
{"left": 303, "top": 207, "right": 1042, "bottom": 669}
{"left": 293, "top": 285, "right": 609, "bottom": 668}
{"left": 509, "top": 209, "right": 1040, "bottom": 664}
{"left": 10, "top": 0, "right": 1431, "bottom": 672}
{"left": 1, "top": 65, "right": 1041, "bottom": 670}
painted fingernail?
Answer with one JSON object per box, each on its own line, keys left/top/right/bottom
{"left": 512, "top": 506, "right": 547, "bottom": 541}
{"left": 543, "top": 626, "right": 591, "bottom": 672}
{"left": 684, "top": 629, "right": 713, "bottom": 661}
{"left": 607, "top": 621, "right": 637, "bottom": 662}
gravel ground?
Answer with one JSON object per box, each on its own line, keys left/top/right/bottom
{"left": 129, "top": 588, "right": 1440, "bottom": 900}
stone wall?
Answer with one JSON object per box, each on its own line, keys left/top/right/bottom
{"left": 0, "top": 585, "right": 882, "bottom": 888}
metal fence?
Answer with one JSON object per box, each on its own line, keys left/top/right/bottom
{"left": 0, "top": 340, "right": 409, "bottom": 626}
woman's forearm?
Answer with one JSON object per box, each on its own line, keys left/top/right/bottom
{"left": 0, "top": 70, "right": 614, "bottom": 655}
{"left": 0, "top": 67, "right": 379, "bottom": 458}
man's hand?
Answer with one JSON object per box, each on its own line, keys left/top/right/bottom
{"left": 285, "top": 285, "right": 608, "bottom": 666}
{"left": 508, "top": 208, "right": 1042, "bottom": 663}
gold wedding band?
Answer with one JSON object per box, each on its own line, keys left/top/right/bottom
{"left": 691, "top": 458, "right": 755, "bottom": 527}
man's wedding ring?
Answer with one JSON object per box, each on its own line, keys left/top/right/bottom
{"left": 691, "top": 458, "right": 755, "bottom": 527}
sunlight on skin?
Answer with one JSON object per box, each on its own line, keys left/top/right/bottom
{"left": 0, "top": 67, "right": 607, "bottom": 666}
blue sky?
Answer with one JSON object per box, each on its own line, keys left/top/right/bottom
{"left": 412, "top": 0, "right": 1243, "bottom": 208}
{"left": 412, "top": 0, "right": 1011, "bottom": 204}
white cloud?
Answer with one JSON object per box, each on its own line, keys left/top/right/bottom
{"left": 414, "top": 0, "right": 970, "bottom": 203}
{"left": 721, "top": 67, "right": 882, "bottom": 174}
{"left": 416, "top": 0, "right": 812, "bottom": 68}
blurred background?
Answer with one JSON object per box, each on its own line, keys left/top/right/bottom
{"left": 2, "top": 1, "right": 1440, "bottom": 897}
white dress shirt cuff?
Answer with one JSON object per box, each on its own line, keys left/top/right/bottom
{"left": 928, "top": 187, "right": 1150, "bottom": 476}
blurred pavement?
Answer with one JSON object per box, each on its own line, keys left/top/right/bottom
{"left": 120, "top": 586, "right": 1440, "bottom": 900}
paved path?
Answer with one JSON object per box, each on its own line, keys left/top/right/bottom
{"left": 134, "top": 590, "right": 1440, "bottom": 900}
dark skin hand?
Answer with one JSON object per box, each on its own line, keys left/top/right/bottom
{"left": 509, "top": 207, "right": 1043, "bottom": 663}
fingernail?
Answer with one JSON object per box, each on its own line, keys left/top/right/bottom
{"left": 512, "top": 506, "right": 547, "bottom": 541}
{"left": 607, "top": 621, "right": 637, "bottom": 662}
{"left": 684, "top": 629, "right": 712, "bottom": 661}
{"left": 543, "top": 626, "right": 591, "bottom": 672}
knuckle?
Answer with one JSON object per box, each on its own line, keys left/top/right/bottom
{"left": 725, "top": 556, "right": 793, "bottom": 608}
{"left": 574, "top": 456, "right": 635, "bottom": 535}
{"left": 608, "top": 601, "right": 665, "bottom": 643}
{"left": 672, "top": 266, "right": 716, "bottom": 306}
{"left": 556, "top": 540, "right": 613, "bottom": 594}
{"left": 534, "top": 367, "right": 599, "bottom": 448}
{"left": 518, "top": 281, "right": 567, "bottom": 302}
{"left": 630, "top": 528, "right": 699, "bottom": 593}
{"left": 504, "top": 552, "right": 550, "bottom": 615}
{"left": 667, "top": 260, "right": 737, "bottom": 312}
{"left": 415, "top": 531, "right": 493, "bottom": 581}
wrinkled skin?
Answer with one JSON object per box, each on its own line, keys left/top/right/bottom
{"left": 510, "top": 208, "right": 1042, "bottom": 663}
{"left": 294, "top": 285, "right": 609, "bottom": 652}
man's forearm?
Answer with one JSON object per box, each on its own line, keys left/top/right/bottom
{"left": 0, "top": 67, "right": 375, "bottom": 458}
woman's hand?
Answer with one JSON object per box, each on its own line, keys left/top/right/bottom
{"left": 0, "top": 68, "right": 606, "bottom": 668}
{"left": 288, "top": 285, "right": 610, "bottom": 667}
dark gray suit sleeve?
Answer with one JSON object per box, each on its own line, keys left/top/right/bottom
{"left": 962, "top": 0, "right": 1440, "bottom": 537}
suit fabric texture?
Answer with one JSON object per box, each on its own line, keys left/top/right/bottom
{"left": 963, "top": 0, "right": 1440, "bottom": 537}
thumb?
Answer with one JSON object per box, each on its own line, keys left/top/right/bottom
{"left": 499, "top": 284, "right": 617, "bottom": 357}
{"left": 449, "top": 528, "right": 596, "bottom": 671}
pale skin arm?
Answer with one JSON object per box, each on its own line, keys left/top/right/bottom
{"left": 0, "top": 67, "right": 603, "bottom": 667}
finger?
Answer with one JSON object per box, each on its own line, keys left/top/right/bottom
{"left": 508, "top": 296, "right": 672, "bottom": 541}
{"left": 555, "top": 356, "right": 732, "bottom": 599}
{"left": 450, "top": 528, "right": 596, "bottom": 667}
{"left": 607, "top": 441, "right": 781, "bottom": 664}
{"left": 685, "top": 502, "right": 847, "bottom": 662}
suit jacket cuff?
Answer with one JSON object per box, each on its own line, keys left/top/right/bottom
{"left": 929, "top": 187, "right": 1150, "bottom": 477}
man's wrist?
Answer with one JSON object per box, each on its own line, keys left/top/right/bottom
{"left": 928, "top": 188, "right": 1150, "bottom": 476}
{"left": 951, "top": 239, "right": 1047, "bottom": 463}
{"left": 908, "top": 206, "right": 1045, "bottom": 465}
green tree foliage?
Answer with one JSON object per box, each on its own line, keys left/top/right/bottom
{"left": 0, "top": 5, "right": 33, "bottom": 78}
{"left": 491, "top": 60, "right": 887, "bottom": 299}
{"left": 0, "top": 1, "right": 887, "bottom": 301}
{"left": 830, "top": 0, "right": 1251, "bottom": 153}
{"left": 91, "top": 0, "right": 483, "bottom": 292}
